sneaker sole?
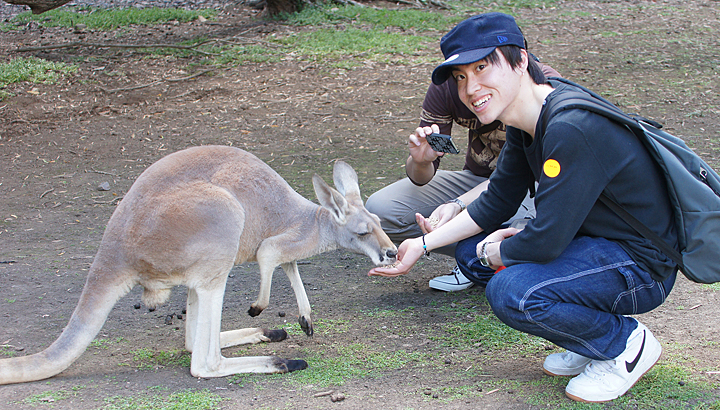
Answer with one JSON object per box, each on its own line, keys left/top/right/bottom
{"left": 565, "top": 350, "right": 662, "bottom": 403}
{"left": 542, "top": 368, "right": 584, "bottom": 377}
{"left": 428, "top": 282, "right": 474, "bottom": 292}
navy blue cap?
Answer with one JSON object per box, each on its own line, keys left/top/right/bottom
{"left": 431, "top": 12, "right": 526, "bottom": 85}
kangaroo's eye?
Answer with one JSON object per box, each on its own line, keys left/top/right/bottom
{"left": 357, "top": 231, "right": 370, "bottom": 237}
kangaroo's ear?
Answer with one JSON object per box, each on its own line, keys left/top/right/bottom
{"left": 332, "top": 161, "right": 362, "bottom": 205}
{"left": 313, "top": 174, "right": 348, "bottom": 223}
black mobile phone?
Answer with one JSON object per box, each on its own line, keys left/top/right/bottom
{"left": 426, "top": 133, "right": 460, "bottom": 154}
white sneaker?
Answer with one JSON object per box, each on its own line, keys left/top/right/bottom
{"left": 428, "top": 266, "right": 474, "bottom": 292}
{"left": 543, "top": 351, "right": 592, "bottom": 376}
{"left": 565, "top": 321, "right": 662, "bottom": 402}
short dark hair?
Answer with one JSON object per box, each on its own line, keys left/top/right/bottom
{"left": 485, "top": 45, "right": 547, "bottom": 85}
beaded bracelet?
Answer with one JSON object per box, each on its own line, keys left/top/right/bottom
{"left": 422, "top": 234, "right": 430, "bottom": 256}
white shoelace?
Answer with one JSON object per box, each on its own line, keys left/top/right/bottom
{"left": 582, "top": 359, "right": 618, "bottom": 380}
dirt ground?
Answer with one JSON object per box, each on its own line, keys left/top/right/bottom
{"left": 0, "top": 1, "right": 719, "bottom": 409}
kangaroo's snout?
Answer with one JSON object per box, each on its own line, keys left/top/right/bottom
{"left": 379, "top": 248, "right": 398, "bottom": 264}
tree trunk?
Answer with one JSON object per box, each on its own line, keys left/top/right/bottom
{"left": 4, "top": 0, "right": 71, "bottom": 14}
{"left": 263, "top": 0, "right": 301, "bottom": 16}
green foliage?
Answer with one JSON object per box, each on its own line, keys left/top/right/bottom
{"left": 0, "top": 345, "right": 16, "bottom": 358}
{"left": 273, "top": 28, "right": 433, "bottom": 64}
{"left": 90, "top": 337, "right": 125, "bottom": 349}
{"left": 22, "top": 386, "right": 85, "bottom": 405}
{"left": 440, "top": 312, "right": 546, "bottom": 353}
{"left": 213, "top": 45, "right": 284, "bottom": 66}
{"left": 284, "top": 343, "right": 426, "bottom": 387}
{"left": 282, "top": 4, "right": 459, "bottom": 31}
{"left": 0, "top": 57, "right": 77, "bottom": 89}
{"left": 102, "top": 389, "right": 224, "bottom": 410}
{"left": 7, "top": 7, "right": 216, "bottom": 31}
{"left": 702, "top": 282, "right": 720, "bottom": 291}
{"left": 131, "top": 348, "right": 192, "bottom": 370}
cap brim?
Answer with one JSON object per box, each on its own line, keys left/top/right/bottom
{"left": 431, "top": 46, "right": 495, "bottom": 85}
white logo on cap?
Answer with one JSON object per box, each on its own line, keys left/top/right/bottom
{"left": 444, "top": 54, "right": 460, "bottom": 64}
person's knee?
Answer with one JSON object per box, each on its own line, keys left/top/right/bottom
{"left": 365, "top": 190, "right": 391, "bottom": 220}
{"left": 485, "top": 270, "right": 524, "bottom": 325}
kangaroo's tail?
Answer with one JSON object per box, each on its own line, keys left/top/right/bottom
{"left": 0, "top": 265, "right": 134, "bottom": 385}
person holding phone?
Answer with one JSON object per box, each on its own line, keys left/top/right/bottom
{"left": 369, "top": 12, "right": 677, "bottom": 402}
{"left": 366, "top": 39, "right": 559, "bottom": 292}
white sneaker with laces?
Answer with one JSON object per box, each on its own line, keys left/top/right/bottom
{"left": 543, "top": 351, "right": 592, "bottom": 376}
{"left": 428, "top": 266, "right": 474, "bottom": 292}
{"left": 565, "top": 321, "right": 662, "bottom": 402}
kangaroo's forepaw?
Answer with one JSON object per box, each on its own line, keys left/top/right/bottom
{"left": 248, "top": 305, "right": 263, "bottom": 317}
{"left": 263, "top": 328, "right": 288, "bottom": 343}
{"left": 299, "top": 315, "right": 313, "bottom": 336}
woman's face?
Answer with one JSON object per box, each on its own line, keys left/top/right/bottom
{"left": 451, "top": 51, "right": 524, "bottom": 126}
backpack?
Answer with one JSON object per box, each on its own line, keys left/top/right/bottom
{"left": 540, "top": 78, "right": 720, "bottom": 284}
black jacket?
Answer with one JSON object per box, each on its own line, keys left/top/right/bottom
{"left": 467, "top": 80, "right": 678, "bottom": 281}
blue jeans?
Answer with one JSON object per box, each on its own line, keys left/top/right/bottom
{"left": 455, "top": 235, "right": 676, "bottom": 360}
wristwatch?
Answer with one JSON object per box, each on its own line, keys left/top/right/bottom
{"left": 479, "top": 241, "right": 494, "bottom": 268}
{"left": 445, "top": 198, "right": 466, "bottom": 211}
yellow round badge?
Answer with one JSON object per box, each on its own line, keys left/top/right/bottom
{"left": 543, "top": 159, "right": 561, "bottom": 178}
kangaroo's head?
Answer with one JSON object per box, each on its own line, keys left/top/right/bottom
{"left": 312, "top": 161, "right": 397, "bottom": 266}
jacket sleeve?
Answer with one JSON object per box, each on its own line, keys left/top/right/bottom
{"left": 499, "top": 111, "right": 631, "bottom": 265}
{"left": 466, "top": 126, "right": 534, "bottom": 232}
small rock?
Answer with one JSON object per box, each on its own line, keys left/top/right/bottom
{"left": 176, "top": 314, "right": 183, "bottom": 320}
{"left": 165, "top": 315, "right": 173, "bottom": 325}
{"left": 278, "top": 311, "right": 286, "bottom": 317}
{"left": 330, "top": 393, "right": 345, "bottom": 402}
{"left": 133, "top": 303, "right": 141, "bottom": 309}
{"left": 432, "top": 393, "right": 439, "bottom": 399}
{"left": 97, "top": 182, "right": 111, "bottom": 191}
{"left": 679, "top": 381, "right": 685, "bottom": 386}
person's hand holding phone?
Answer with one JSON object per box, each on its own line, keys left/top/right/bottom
{"left": 408, "top": 124, "right": 444, "bottom": 164}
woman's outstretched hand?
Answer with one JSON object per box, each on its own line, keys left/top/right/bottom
{"left": 368, "top": 237, "right": 425, "bottom": 277}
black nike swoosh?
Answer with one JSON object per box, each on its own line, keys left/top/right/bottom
{"left": 625, "top": 330, "right": 646, "bottom": 373}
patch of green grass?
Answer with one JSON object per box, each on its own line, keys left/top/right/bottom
{"left": 282, "top": 317, "right": 352, "bottom": 336}
{"left": 438, "top": 312, "right": 546, "bottom": 353}
{"left": 6, "top": 7, "right": 216, "bottom": 31}
{"left": 0, "top": 57, "right": 78, "bottom": 97}
{"left": 702, "top": 283, "right": 720, "bottom": 291}
{"left": 264, "top": 27, "right": 435, "bottom": 67}
{"left": 130, "top": 348, "right": 191, "bottom": 370}
{"left": 452, "top": 0, "right": 562, "bottom": 15}
{"left": 212, "top": 44, "right": 284, "bottom": 66}
{"left": 90, "top": 337, "right": 125, "bottom": 349}
{"left": 249, "top": 342, "right": 428, "bottom": 387}
{"left": 0, "top": 345, "right": 16, "bottom": 358}
{"left": 282, "top": 4, "right": 459, "bottom": 31}
{"left": 102, "top": 389, "right": 224, "bottom": 410}
{"left": 22, "top": 386, "right": 85, "bottom": 405}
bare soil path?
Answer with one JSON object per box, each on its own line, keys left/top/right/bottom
{"left": 0, "top": 1, "right": 718, "bottom": 408}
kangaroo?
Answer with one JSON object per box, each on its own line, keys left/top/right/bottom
{"left": 0, "top": 145, "right": 397, "bottom": 384}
